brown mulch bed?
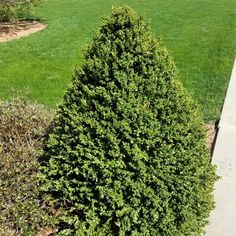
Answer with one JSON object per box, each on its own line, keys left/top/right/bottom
{"left": 0, "top": 20, "right": 46, "bottom": 42}
{"left": 205, "top": 123, "right": 218, "bottom": 154}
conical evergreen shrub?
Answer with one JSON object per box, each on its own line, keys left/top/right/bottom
{"left": 40, "top": 6, "right": 217, "bottom": 235}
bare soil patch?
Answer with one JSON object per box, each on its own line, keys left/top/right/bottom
{"left": 0, "top": 20, "right": 46, "bottom": 42}
{"left": 205, "top": 123, "right": 218, "bottom": 154}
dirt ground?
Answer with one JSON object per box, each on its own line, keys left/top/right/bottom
{"left": 205, "top": 123, "right": 217, "bottom": 153}
{"left": 0, "top": 21, "right": 46, "bottom": 42}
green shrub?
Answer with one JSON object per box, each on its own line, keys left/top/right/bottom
{"left": 0, "top": 0, "right": 42, "bottom": 22}
{"left": 0, "top": 2, "right": 16, "bottom": 22}
{"left": 40, "top": 6, "right": 217, "bottom": 235}
{"left": 0, "top": 97, "right": 54, "bottom": 235}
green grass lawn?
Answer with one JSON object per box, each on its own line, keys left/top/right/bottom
{"left": 0, "top": 0, "right": 235, "bottom": 121}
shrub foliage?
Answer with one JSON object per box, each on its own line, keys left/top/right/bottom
{"left": 40, "top": 6, "right": 217, "bottom": 235}
{"left": 0, "top": 0, "right": 42, "bottom": 22}
{"left": 0, "top": 97, "right": 54, "bottom": 235}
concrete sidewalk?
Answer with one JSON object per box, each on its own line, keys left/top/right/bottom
{"left": 206, "top": 59, "right": 236, "bottom": 236}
